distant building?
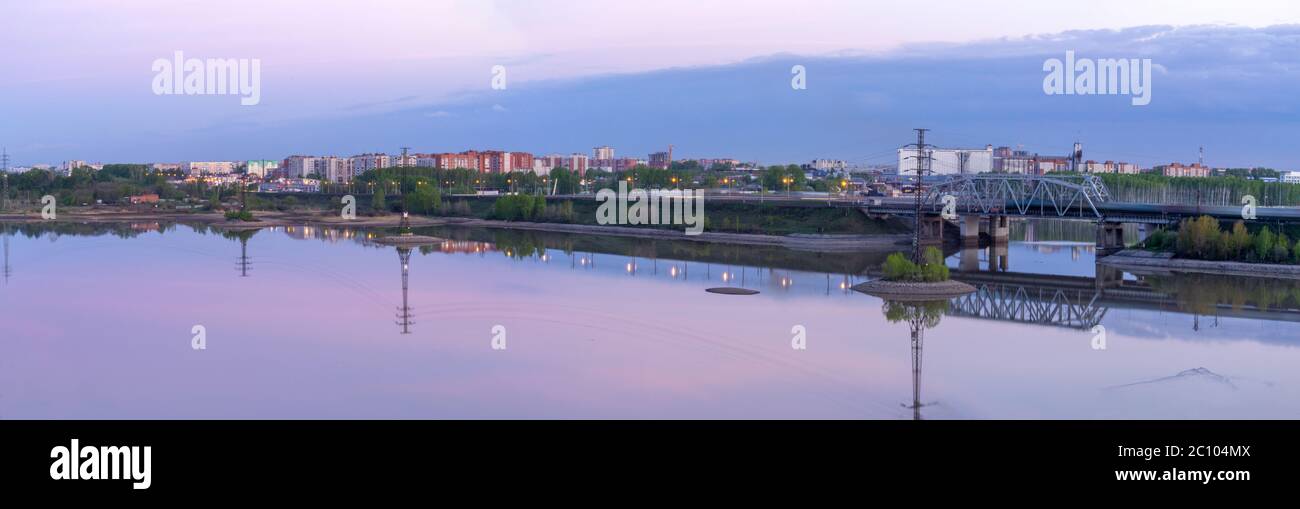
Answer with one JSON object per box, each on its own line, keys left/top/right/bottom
{"left": 809, "top": 159, "right": 848, "bottom": 172}
{"left": 350, "top": 153, "right": 391, "bottom": 174}
{"left": 282, "top": 156, "right": 317, "bottom": 178}
{"left": 1082, "top": 160, "right": 1141, "bottom": 174}
{"left": 898, "top": 146, "right": 993, "bottom": 175}
{"left": 648, "top": 151, "right": 671, "bottom": 170}
{"left": 151, "top": 162, "right": 181, "bottom": 172}
{"left": 698, "top": 158, "right": 740, "bottom": 170}
{"left": 315, "top": 156, "right": 353, "bottom": 183}
{"left": 593, "top": 146, "right": 615, "bottom": 161}
{"left": 181, "top": 161, "right": 235, "bottom": 175}
{"left": 1157, "top": 162, "right": 1211, "bottom": 178}
{"left": 60, "top": 160, "right": 89, "bottom": 175}
{"left": 128, "top": 193, "right": 160, "bottom": 205}
{"left": 1283, "top": 171, "right": 1300, "bottom": 184}
{"left": 246, "top": 160, "right": 278, "bottom": 178}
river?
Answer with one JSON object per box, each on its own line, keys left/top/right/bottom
{"left": 1, "top": 220, "right": 1297, "bottom": 419}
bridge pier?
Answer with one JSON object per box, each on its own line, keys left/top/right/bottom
{"left": 1095, "top": 263, "right": 1124, "bottom": 289}
{"left": 991, "top": 216, "right": 1010, "bottom": 245}
{"left": 919, "top": 215, "right": 945, "bottom": 246}
{"left": 961, "top": 216, "right": 981, "bottom": 247}
{"left": 990, "top": 242, "right": 1008, "bottom": 271}
{"left": 959, "top": 247, "right": 981, "bottom": 272}
{"left": 1096, "top": 222, "right": 1126, "bottom": 255}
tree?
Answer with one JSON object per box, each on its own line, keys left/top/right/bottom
{"left": 1254, "top": 227, "right": 1275, "bottom": 262}
{"left": 372, "top": 185, "right": 387, "bottom": 212}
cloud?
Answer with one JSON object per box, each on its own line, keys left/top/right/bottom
{"left": 424, "top": 110, "right": 454, "bottom": 118}
{"left": 490, "top": 104, "right": 508, "bottom": 112}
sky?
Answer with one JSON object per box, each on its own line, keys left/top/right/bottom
{"left": 3, "top": 0, "right": 1300, "bottom": 168}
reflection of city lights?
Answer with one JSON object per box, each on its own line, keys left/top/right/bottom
{"left": 779, "top": 276, "right": 792, "bottom": 288}
{"left": 721, "top": 272, "right": 731, "bottom": 282}
{"left": 669, "top": 266, "right": 679, "bottom": 277}
{"left": 625, "top": 262, "right": 634, "bottom": 273}
{"left": 839, "top": 281, "right": 848, "bottom": 290}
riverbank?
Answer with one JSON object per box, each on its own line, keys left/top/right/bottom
{"left": 1100, "top": 249, "right": 1300, "bottom": 279}
{"left": 0, "top": 208, "right": 912, "bottom": 252}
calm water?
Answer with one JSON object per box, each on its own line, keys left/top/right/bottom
{"left": 1, "top": 221, "right": 1298, "bottom": 419}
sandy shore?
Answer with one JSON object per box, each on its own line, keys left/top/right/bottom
{"left": 0, "top": 208, "right": 911, "bottom": 252}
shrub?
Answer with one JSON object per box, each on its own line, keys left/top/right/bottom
{"left": 224, "top": 210, "right": 255, "bottom": 221}
{"left": 881, "top": 248, "right": 949, "bottom": 282}
{"left": 882, "top": 252, "right": 918, "bottom": 281}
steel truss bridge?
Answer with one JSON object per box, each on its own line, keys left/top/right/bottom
{"left": 920, "top": 174, "right": 1112, "bottom": 219}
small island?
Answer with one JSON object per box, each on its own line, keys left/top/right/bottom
{"left": 853, "top": 247, "right": 976, "bottom": 300}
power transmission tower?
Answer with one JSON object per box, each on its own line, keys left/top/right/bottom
{"left": 1, "top": 147, "right": 9, "bottom": 212}
{"left": 901, "top": 129, "right": 931, "bottom": 263}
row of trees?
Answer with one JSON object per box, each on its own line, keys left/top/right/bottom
{"left": 1143, "top": 215, "right": 1300, "bottom": 264}
{"left": 1095, "top": 173, "right": 1300, "bottom": 207}
{"left": 2, "top": 165, "right": 191, "bottom": 207}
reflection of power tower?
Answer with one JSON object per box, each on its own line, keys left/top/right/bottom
{"left": 905, "top": 318, "right": 929, "bottom": 420}
{"left": 395, "top": 247, "right": 414, "bottom": 334}
{"left": 2, "top": 226, "right": 11, "bottom": 285}
{"left": 235, "top": 236, "right": 252, "bottom": 277}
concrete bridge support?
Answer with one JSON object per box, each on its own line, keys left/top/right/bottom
{"left": 990, "top": 242, "right": 1009, "bottom": 271}
{"left": 961, "top": 216, "right": 981, "bottom": 247}
{"left": 991, "top": 215, "right": 1010, "bottom": 245}
{"left": 919, "top": 215, "right": 945, "bottom": 246}
{"left": 959, "top": 247, "right": 981, "bottom": 272}
{"left": 1096, "top": 222, "right": 1126, "bottom": 255}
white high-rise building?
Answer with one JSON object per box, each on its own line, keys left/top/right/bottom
{"left": 897, "top": 147, "right": 993, "bottom": 175}
{"left": 283, "top": 156, "right": 317, "bottom": 178}
{"left": 350, "top": 153, "right": 391, "bottom": 175}
{"left": 315, "top": 156, "right": 353, "bottom": 183}
{"left": 247, "top": 160, "right": 279, "bottom": 178}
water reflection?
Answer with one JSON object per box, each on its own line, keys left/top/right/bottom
{"left": 5, "top": 220, "right": 1300, "bottom": 418}
{"left": 882, "top": 299, "right": 947, "bottom": 420}
{"left": 8, "top": 221, "right": 1300, "bottom": 339}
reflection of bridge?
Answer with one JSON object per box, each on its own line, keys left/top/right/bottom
{"left": 927, "top": 252, "right": 1300, "bottom": 330}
